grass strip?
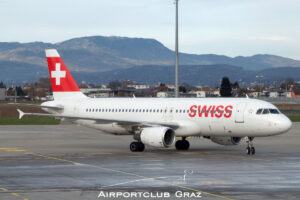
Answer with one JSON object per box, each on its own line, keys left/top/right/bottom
{"left": 289, "top": 116, "right": 300, "bottom": 122}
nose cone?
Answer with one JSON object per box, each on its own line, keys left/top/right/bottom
{"left": 279, "top": 115, "right": 292, "bottom": 133}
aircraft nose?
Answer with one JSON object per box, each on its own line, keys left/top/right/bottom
{"left": 279, "top": 116, "right": 292, "bottom": 133}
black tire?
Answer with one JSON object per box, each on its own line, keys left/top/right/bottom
{"left": 138, "top": 142, "right": 145, "bottom": 152}
{"left": 182, "top": 140, "right": 190, "bottom": 150}
{"left": 175, "top": 140, "right": 183, "bottom": 150}
{"left": 130, "top": 142, "right": 139, "bottom": 152}
{"left": 176, "top": 140, "right": 190, "bottom": 151}
{"left": 251, "top": 147, "right": 255, "bottom": 155}
{"left": 246, "top": 147, "right": 251, "bottom": 155}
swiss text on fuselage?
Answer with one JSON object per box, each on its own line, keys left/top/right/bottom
{"left": 188, "top": 105, "right": 233, "bottom": 118}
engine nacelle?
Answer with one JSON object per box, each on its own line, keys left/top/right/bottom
{"left": 210, "top": 136, "right": 242, "bottom": 146}
{"left": 140, "top": 127, "right": 175, "bottom": 148}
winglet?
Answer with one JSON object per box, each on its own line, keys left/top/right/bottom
{"left": 17, "top": 109, "right": 25, "bottom": 119}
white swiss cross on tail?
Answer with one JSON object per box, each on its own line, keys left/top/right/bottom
{"left": 51, "top": 63, "right": 66, "bottom": 85}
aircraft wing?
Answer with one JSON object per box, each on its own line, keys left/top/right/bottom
{"left": 17, "top": 109, "right": 180, "bottom": 129}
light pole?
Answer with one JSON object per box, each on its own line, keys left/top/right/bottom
{"left": 174, "top": 0, "right": 179, "bottom": 98}
{"left": 256, "top": 75, "right": 264, "bottom": 96}
{"left": 11, "top": 80, "right": 17, "bottom": 103}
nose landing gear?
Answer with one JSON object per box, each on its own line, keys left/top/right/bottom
{"left": 246, "top": 137, "right": 255, "bottom": 155}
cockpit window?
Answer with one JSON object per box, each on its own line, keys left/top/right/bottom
{"left": 257, "top": 108, "right": 280, "bottom": 115}
{"left": 256, "top": 109, "right": 263, "bottom": 114}
{"left": 269, "top": 109, "right": 280, "bottom": 114}
{"left": 262, "top": 109, "right": 269, "bottom": 114}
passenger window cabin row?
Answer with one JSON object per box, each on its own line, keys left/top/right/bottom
{"left": 85, "top": 108, "right": 232, "bottom": 114}
{"left": 86, "top": 108, "right": 168, "bottom": 113}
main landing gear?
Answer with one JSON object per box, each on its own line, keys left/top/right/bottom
{"left": 130, "top": 141, "right": 145, "bottom": 152}
{"left": 175, "top": 137, "right": 190, "bottom": 151}
{"left": 246, "top": 137, "right": 255, "bottom": 155}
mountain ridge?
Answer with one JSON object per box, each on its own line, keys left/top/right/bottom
{"left": 0, "top": 35, "right": 300, "bottom": 85}
{"left": 1, "top": 35, "right": 300, "bottom": 72}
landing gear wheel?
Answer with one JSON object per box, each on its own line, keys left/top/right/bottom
{"left": 175, "top": 140, "right": 182, "bottom": 150}
{"left": 130, "top": 142, "right": 139, "bottom": 152}
{"left": 245, "top": 137, "right": 255, "bottom": 155}
{"left": 246, "top": 147, "right": 251, "bottom": 155}
{"left": 251, "top": 147, "right": 255, "bottom": 155}
{"left": 138, "top": 142, "right": 145, "bottom": 152}
{"left": 182, "top": 140, "right": 190, "bottom": 150}
{"left": 175, "top": 139, "right": 190, "bottom": 151}
{"left": 130, "top": 142, "right": 145, "bottom": 152}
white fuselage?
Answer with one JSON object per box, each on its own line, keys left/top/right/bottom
{"left": 43, "top": 97, "right": 292, "bottom": 137}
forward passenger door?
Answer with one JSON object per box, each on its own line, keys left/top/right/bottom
{"left": 235, "top": 103, "right": 247, "bottom": 123}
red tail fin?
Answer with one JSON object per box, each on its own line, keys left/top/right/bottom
{"left": 45, "top": 49, "right": 86, "bottom": 100}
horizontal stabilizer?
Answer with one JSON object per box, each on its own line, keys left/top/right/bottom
{"left": 17, "top": 109, "right": 25, "bottom": 119}
{"left": 17, "top": 109, "right": 57, "bottom": 119}
{"left": 9, "top": 103, "right": 64, "bottom": 111}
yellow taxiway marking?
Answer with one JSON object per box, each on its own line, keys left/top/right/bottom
{"left": 0, "top": 147, "right": 26, "bottom": 152}
{"left": 0, "top": 187, "right": 29, "bottom": 199}
{"left": 26, "top": 152, "right": 77, "bottom": 164}
{"left": 0, "top": 187, "right": 8, "bottom": 191}
{"left": 11, "top": 192, "right": 20, "bottom": 196}
{"left": 5, "top": 149, "right": 26, "bottom": 152}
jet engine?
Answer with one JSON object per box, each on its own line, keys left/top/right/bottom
{"left": 140, "top": 127, "right": 175, "bottom": 148}
{"left": 210, "top": 136, "right": 242, "bottom": 146}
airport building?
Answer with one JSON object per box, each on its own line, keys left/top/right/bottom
{"left": 291, "top": 85, "right": 300, "bottom": 98}
{"left": 0, "top": 88, "right": 5, "bottom": 100}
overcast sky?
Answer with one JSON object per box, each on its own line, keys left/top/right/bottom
{"left": 0, "top": 0, "right": 299, "bottom": 59}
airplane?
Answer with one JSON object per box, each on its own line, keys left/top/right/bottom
{"left": 16, "top": 49, "right": 292, "bottom": 155}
